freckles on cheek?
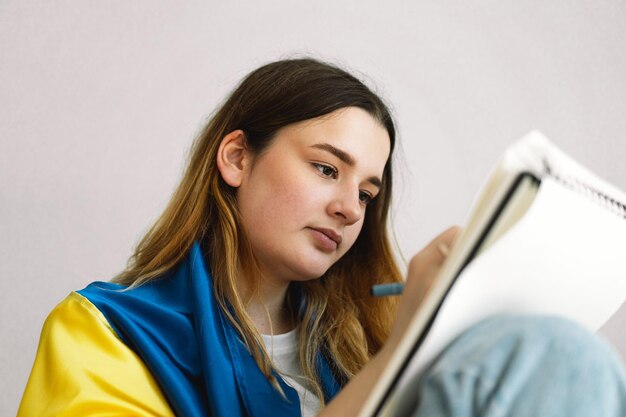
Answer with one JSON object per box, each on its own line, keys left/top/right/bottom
{"left": 281, "top": 189, "right": 308, "bottom": 209}
{"left": 251, "top": 178, "right": 305, "bottom": 226}
{"left": 271, "top": 173, "right": 313, "bottom": 208}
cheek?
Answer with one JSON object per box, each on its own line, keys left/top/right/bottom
{"left": 240, "top": 171, "right": 315, "bottom": 228}
{"left": 342, "top": 219, "right": 365, "bottom": 252}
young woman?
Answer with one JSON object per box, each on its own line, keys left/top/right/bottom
{"left": 19, "top": 58, "right": 626, "bottom": 417}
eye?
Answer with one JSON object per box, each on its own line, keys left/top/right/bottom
{"left": 359, "top": 190, "right": 374, "bottom": 205}
{"left": 313, "top": 163, "right": 338, "bottom": 179}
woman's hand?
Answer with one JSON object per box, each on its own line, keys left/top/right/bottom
{"left": 319, "top": 226, "right": 461, "bottom": 417}
{"left": 387, "top": 226, "right": 462, "bottom": 349}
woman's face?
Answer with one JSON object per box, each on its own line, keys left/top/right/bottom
{"left": 236, "top": 107, "right": 391, "bottom": 285}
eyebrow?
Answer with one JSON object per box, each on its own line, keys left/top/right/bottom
{"left": 310, "top": 143, "right": 383, "bottom": 189}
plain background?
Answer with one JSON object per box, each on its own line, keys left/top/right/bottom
{"left": 2, "top": 1, "right": 626, "bottom": 414}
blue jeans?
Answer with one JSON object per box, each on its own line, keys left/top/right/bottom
{"left": 412, "top": 315, "right": 626, "bottom": 417}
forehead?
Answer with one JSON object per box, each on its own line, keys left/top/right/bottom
{"left": 272, "top": 107, "right": 391, "bottom": 172}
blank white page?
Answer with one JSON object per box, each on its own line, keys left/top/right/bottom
{"left": 385, "top": 177, "right": 626, "bottom": 417}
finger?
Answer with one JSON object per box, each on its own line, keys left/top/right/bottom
{"left": 435, "top": 226, "right": 461, "bottom": 259}
{"left": 419, "top": 226, "right": 462, "bottom": 264}
{"left": 437, "top": 242, "right": 450, "bottom": 257}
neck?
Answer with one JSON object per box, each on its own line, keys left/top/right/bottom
{"left": 239, "top": 272, "right": 294, "bottom": 335}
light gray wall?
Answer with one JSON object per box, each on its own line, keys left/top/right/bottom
{"left": 2, "top": 1, "right": 626, "bottom": 414}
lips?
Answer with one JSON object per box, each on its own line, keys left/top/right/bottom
{"left": 308, "top": 227, "right": 342, "bottom": 252}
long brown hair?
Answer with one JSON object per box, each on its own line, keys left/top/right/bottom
{"left": 113, "top": 58, "right": 403, "bottom": 402}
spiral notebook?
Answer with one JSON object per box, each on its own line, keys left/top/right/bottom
{"left": 360, "top": 131, "right": 626, "bottom": 417}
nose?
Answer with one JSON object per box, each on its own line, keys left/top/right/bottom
{"left": 328, "top": 186, "right": 363, "bottom": 225}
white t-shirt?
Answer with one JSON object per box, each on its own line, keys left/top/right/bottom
{"left": 262, "top": 328, "right": 321, "bottom": 417}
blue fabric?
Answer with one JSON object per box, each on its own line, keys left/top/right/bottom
{"left": 78, "top": 242, "right": 341, "bottom": 417}
{"left": 412, "top": 315, "right": 626, "bottom": 417}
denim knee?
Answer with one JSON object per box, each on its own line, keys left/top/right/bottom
{"left": 412, "top": 314, "right": 626, "bottom": 417}
{"left": 431, "top": 314, "right": 620, "bottom": 375}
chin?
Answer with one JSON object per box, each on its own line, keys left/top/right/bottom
{"left": 291, "top": 260, "right": 333, "bottom": 282}
{"left": 284, "top": 248, "right": 341, "bottom": 281}
{"left": 294, "top": 267, "right": 329, "bottom": 282}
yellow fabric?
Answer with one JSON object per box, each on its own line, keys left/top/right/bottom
{"left": 18, "top": 292, "right": 174, "bottom": 417}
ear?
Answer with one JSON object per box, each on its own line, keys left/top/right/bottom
{"left": 216, "top": 129, "right": 249, "bottom": 187}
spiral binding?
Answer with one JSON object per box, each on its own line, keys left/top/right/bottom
{"left": 542, "top": 158, "right": 626, "bottom": 219}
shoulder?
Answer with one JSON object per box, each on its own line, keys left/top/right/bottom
{"left": 18, "top": 291, "right": 175, "bottom": 416}
{"left": 33, "top": 291, "right": 121, "bottom": 356}
{"left": 38, "top": 290, "right": 150, "bottom": 371}
{"left": 46, "top": 290, "right": 115, "bottom": 332}
{"left": 78, "top": 275, "right": 193, "bottom": 314}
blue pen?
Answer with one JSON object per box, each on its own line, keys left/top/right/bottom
{"left": 370, "top": 283, "right": 405, "bottom": 297}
